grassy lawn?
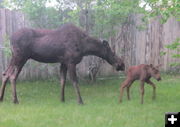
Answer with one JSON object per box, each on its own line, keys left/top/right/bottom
{"left": 0, "top": 74, "right": 180, "bottom": 127}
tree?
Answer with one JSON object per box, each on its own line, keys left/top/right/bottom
{"left": 2, "top": 0, "right": 76, "bottom": 28}
{"left": 0, "top": 0, "right": 4, "bottom": 8}
{"left": 2, "top": 0, "right": 141, "bottom": 36}
{"left": 141, "top": 0, "right": 180, "bottom": 23}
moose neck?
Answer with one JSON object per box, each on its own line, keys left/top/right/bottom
{"left": 83, "top": 38, "right": 105, "bottom": 58}
{"left": 82, "top": 37, "right": 115, "bottom": 65}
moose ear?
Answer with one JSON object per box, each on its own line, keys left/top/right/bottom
{"left": 102, "top": 40, "right": 109, "bottom": 47}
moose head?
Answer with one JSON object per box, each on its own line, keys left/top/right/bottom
{"left": 101, "top": 40, "right": 125, "bottom": 71}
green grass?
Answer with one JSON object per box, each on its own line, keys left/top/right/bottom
{"left": 0, "top": 75, "right": 180, "bottom": 127}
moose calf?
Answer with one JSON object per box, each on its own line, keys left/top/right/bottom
{"left": 119, "top": 64, "right": 161, "bottom": 104}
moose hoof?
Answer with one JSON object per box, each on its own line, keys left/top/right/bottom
{"left": 13, "top": 100, "right": 19, "bottom": 104}
{"left": 78, "top": 100, "right": 84, "bottom": 105}
{"left": 0, "top": 98, "right": 3, "bottom": 102}
{"left": 119, "top": 100, "right": 122, "bottom": 103}
{"left": 61, "top": 99, "right": 65, "bottom": 103}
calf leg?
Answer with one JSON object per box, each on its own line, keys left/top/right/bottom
{"left": 140, "top": 81, "right": 145, "bottom": 104}
{"left": 60, "top": 64, "right": 67, "bottom": 102}
{"left": 126, "top": 82, "right": 133, "bottom": 100}
{"left": 92, "top": 73, "right": 96, "bottom": 82}
{"left": 119, "top": 79, "right": 133, "bottom": 103}
{"left": 68, "top": 64, "right": 83, "bottom": 104}
{"left": 146, "top": 80, "right": 156, "bottom": 100}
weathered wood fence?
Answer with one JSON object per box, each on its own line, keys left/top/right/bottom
{"left": 0, "top": 9, "right": 180, "bottom": 80}
{"left": 113, "top": 15, "right": 180, "bottom": 72}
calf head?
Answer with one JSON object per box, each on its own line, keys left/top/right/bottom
{"left": 114, "top": 56, "right": 125, "bottom": 71}
{"left": 102, "top": 40, "right": 125, "bottom": 71}
{"left": 148, "top": 64, "right": 161, "bottom": 81}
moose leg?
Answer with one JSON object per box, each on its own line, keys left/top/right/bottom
{"left": 92, "top": 71, "right": 97, "bottom": 82}
{"left": 0, "top": 68, "right": 11, "bottom": 101}
{"left": 9, "top": 67, "right": 19, "bottom": 104}
{"left": 0, "top": 76, "right": 8, "bottom": 102}
{"left": 90, "top": 73, "right": 94, "bottom": 82}
{"left": 60, "top": 64, "right": 67, "bottom": 102}
{"left": 0, "top": 59, "right": 15, "bottom": 101}
{"left": 89, "top": 72, "right": 93, "bottom": 82}
{"left": 68, "top": 64, "right": 83, "bottom": 104}
{"left": 146, "top": 80, "right": 156, "bottom": 100}
{"left": 140, "top": 81, "right": 145, "bottom": 104}
{"left": 126, "top": 86, "right": 130, "bottom": 100}
{"left": 119, "top": 79, "right": 133, "bottom": 103}
{"left": 9, "top": 59, "right": 27, "bottom": 104}
{"left": 126, "top": 82, "right": 133, "bottom": 100}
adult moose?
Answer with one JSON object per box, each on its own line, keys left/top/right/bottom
{"left": 0, "top": 24, "right": 125, "bottom": 104}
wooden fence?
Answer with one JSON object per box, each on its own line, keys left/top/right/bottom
{"left": 0, "top": 9, "right": 60, "bottom": 80}
{"left": 0, "top": 9, "right": 180, "bottom": 80}
{"left": 113, "top": 15, "right": 180, "bottom": 72}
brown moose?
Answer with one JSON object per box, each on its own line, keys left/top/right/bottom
{"left": 0, "top": 23, "right": 125, "bottom": 104}
{"left": 119, "top": 64, "right": 161, "bottom": 104}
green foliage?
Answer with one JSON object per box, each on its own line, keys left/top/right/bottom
{"left": 2, "top": 34, "right": 11, "bottom": 57}
{"left": 159, "top": 51, "right": 166, "bottom": 56}
{"left": 2, "top": 0, "right": 76, "bottom": 28}
{"left": 2, "top": 0, "right": 141, "bottom": 38}
{"left": 169, "top": 63, "right": 180, "bottom": 67}
{"left": 2, "top": 0, "right": 179, "bottom": 35}
{"left": 141, "top": 0, "right": 180, "bottom": 23}
{"left": 93, "top": 0, "right": 140, "bottom": 38}
{"left": 159, "top": 39, "right": 180, "bottom": 68}
{"left": 162, "top": 38, "right": 180, "bottom": 67}
{"left": 20, "top": 0, "right": 64, "bottom": 28}
{"left": 0, "top": 75, "right": 180, "bottom": 127}
{"left": 166, "top": 38, "right": 180, "bottom": 50}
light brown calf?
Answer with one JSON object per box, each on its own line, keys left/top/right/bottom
{"left": 119, "top": 64, "right": 161, "bottom": 104}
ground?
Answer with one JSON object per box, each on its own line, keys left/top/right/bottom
{"left": 0, "top": 74, "right": 179, "bottom": 127}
